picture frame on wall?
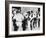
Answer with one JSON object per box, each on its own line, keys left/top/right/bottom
{"left": 5, "top": 1, "right": 45, "bottom": 37}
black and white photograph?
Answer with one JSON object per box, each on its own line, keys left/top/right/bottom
{"left": 12, "top": 7, "right": 40, "bottom": 31}
{"left": 5, "top": 1, "right": 45, "bottom": 37}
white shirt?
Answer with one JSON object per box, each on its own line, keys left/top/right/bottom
{"left": 13, "top": 13, "right": 24, "bottom": 21}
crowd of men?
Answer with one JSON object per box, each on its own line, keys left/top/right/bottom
{"left": 12, "top": 7, "right": 40, "bottom": 31}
